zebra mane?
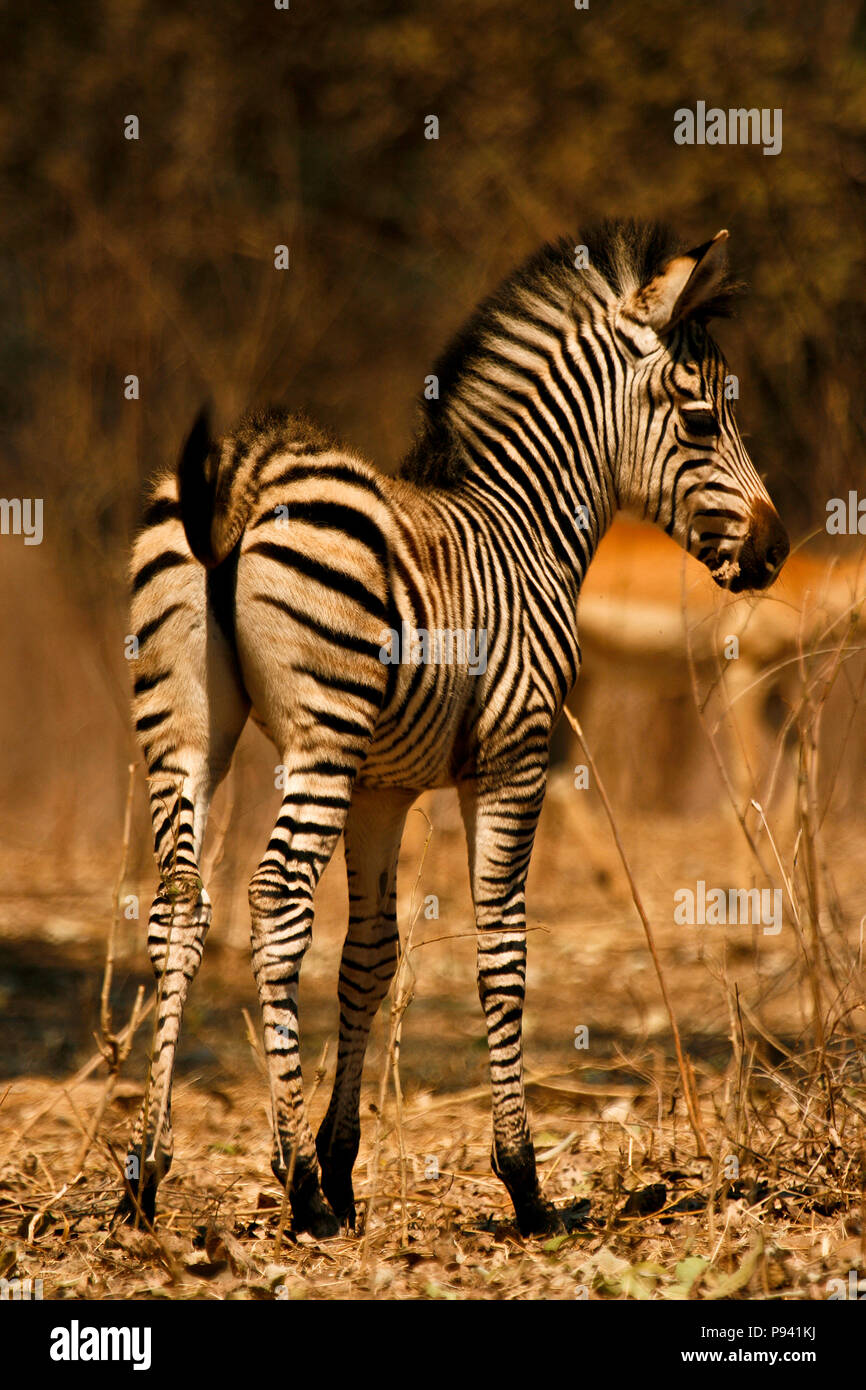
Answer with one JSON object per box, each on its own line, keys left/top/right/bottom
{"left": 401, "top": 218, "right": 741, "bottom": 489}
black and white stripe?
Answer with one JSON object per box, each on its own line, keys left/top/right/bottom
{"left": 122, "top": 220, "right": 787, "bottom": 1236}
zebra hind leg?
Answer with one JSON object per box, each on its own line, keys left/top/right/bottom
{"left": 250, "top": 761, "right": 367, "bottom": 1238}
{"left": 315, "top": 786, "right": 415, "bottom": 1228}
{"left": 117, "top": 775, "right": 217, "bottom": 1225}
{"left": 119, "top": 466, "right": 249, "bottom": 1225}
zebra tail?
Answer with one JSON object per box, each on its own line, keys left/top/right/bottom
{"left": 178, "top": 405, "right": 260, "bottom": 569}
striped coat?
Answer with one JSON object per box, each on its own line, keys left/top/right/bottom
{"left": 123, "top": 220, "right": 787, "bottom": 1236}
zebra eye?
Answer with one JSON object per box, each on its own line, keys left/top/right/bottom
{"left": 681, "top": 404, "right": 718, "bottom": 438}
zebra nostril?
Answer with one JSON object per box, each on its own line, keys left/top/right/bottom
{"left": 748, "top": 501, "right": 788, "bottom": 575}
{"left": 732, "top": 503, "right": 789, "bottom": 590}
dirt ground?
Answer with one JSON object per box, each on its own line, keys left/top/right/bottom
{"left": 1, "top": 776, "right": 865, "bottom": 1300}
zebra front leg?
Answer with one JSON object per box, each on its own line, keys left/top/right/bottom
{"left": 251, "top": 768, "right": 355, "bottom": 1238}
{"left": 459, "top": 774, "right": 564, "bottom": 1237}
{"left": 316, "top": 787, "right": 414, "bottom": 1227}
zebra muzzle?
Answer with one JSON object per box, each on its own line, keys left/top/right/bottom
{"left": 725, "top": 500, "right": 789, "bottom": 592}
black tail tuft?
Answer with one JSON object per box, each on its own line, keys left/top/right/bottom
{"left": 178, "top": 406, "right": 219, "bottom": 566}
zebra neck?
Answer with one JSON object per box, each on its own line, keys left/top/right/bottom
{"left": 444, "top": 379, "right": 617, "bottom": 585}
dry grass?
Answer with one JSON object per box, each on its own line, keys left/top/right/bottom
{"left": 1, "top": 1040, "right": 864, "bottom": 1301}
{"left": 1, "top": 568, "right": 865, "bottom": 1301}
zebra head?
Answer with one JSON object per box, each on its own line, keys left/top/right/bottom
{"left": 612, "top": 228, "right": 788, "bottom": 592}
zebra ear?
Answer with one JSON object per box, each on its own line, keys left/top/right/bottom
{"left": 628, "top": 230, "right": 730, "bottom": 337}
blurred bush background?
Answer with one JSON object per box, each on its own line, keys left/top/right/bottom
{"left": 1, "top": 0, "right": 864, "bottom": 875}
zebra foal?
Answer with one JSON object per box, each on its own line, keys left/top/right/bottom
{"left": 123, "top": 221, "right": 788, "bottom": 1236}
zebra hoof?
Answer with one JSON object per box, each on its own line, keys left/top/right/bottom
{"left": 514, "top": 1197, "right": 565, "bottom": 1238}
{"left": 319, "top": 1175, "right": 356, "bottom": 1232}
{"left": 113, "top": 1176, "right": 158, "bottom": 1228}
{"left": 290, "top": 1188, "right": 341, "bottom": 1239}
{"left": 315, "top": 1123, "right": 359, "bottom": 1232}
{"left": 284, "top": 1166, "right": 341, "bottom": 1239}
